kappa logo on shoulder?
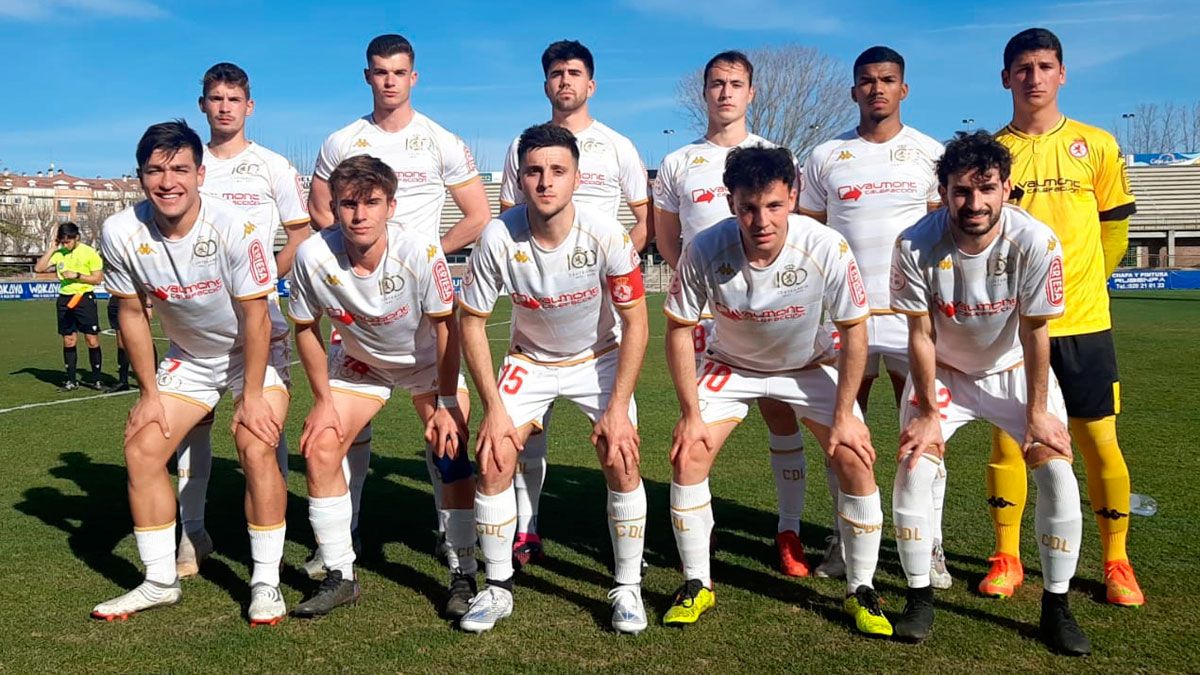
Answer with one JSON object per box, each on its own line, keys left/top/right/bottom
{"left": 353, "top": 138, "right": 370, "bottom": 149}
{"left": 690, "top": 156, "right": 709, "bottom": 166}
{"left": 427, "top": 245, "right": 438, "bottom": 261}
{"left": 243, "top": 222, "right": 256, "bottom": 239}
{"left": 836, "top": 150, "right": 855, "bottom": 161}
{"left": 324, "top": 273, "right": 342, "bottom": 287}
{"left": 513, "top": 250, "right": 531, "bottom": 264}
{"left": 137, "top": 243, "right": 154, "bottom": 255}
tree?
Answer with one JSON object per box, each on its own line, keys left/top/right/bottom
{"left": 1114, "top": 101, "right": 1200, "bottom": 154}
{"left": 674, "top": 44, "right": 857, "bottom": 163}
{"left": 0, "top": 199, "right": 57, "bottom": 254}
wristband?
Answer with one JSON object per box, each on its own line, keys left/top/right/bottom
{"left": 437, "top": 395, "right": 459, "bottom": 409}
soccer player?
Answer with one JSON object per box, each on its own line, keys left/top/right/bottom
{"left": 498, "top": 39, "right": 650, "bottom": 568}
{"left": 91, "top": 120, "right": 291, "bottom": 625}
{"left": 655, "top": 50, "right": 814, "bottom": 577}
{"left": 797, "top": 46, "right": 948, "bottom": 584}
{"left": 305, "top": 34, "right": 491, "bottom": 572}
{"left": 889, "top": 131, "right": 1090, "bottom": 655}
{"left": 171, "top": 62, "right": 312, "bottom": 579}
{"left": 982, "top": 28, "right": 1143, "bottom": 606}
{"left": 286, "top": 155, "right": 475, "bottom": 618}
{"left": 663, "top": 146, "right": 890, "bottom": 636}
{"left": 458, "top": 124, "right": 649, "bottom": 634}
{"left": 35, "top": 222, "right": 105, "bottom": 391}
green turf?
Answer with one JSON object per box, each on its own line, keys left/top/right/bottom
{"left": 0, "top": 292, "right": 1197, "bottom": 673}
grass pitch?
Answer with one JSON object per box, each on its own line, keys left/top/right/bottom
{"left": 0, "top": 292, "right": 1197, "bottom": 673}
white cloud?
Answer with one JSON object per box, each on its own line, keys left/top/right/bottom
{"left": 0, "top": 0, "right": 166, "bottom": 21}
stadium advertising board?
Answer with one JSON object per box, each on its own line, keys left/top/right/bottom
{"left": 1108, "top": 269, "right": 1200, "bottom": 290}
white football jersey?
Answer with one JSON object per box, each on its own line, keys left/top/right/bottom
{"left": 460, "top": 205, "right": 644, "bottom": 364}
{"left": 664, "top": 214, "right": 870, "bottom": 373}
{"left": 288, "top": 225, "right": 455, "bottom": 369}
{"left": 890, "top": 205, "right": 1065, "bottom": 377}
{"left": 798, "top": 126, "right": 944, "bottom": 311}
{"left": 313, "top": 112, "right": 479, "bottom": 239}
{"left": 499, "top": 120, "right": 649, "bottom": 218}
{"left": 202, "top": 142, "right": 309, "bottom": 241}
{"left": 101, "top": 198, "right": 276, "bottom": 359}
{"left": 654, "top": 134, "right": 777, "bottom": 247}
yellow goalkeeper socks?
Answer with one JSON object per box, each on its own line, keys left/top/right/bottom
{"left": 1070, "top": 416, "right": 1131, "bottom": 563}
{"left": 986, "top": 427, "right": 1027, "bottom": 557}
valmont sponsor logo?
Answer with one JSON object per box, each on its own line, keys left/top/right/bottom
{"left": 510, "top": 285, "right": 600, "bottom": 310}
{"left": 932, "top": 293, "right": 1017, "bottom": 318}
{"left": 691, "top": 186, "right": 728, "bottom": 204}
{"left": 148, "top": 278, "right": 223, "bottom": 301}
{"left": 579, "top": 171, "right": 607, "bottom": 186}
{"left": 1016, "top": 177, "right": 1080, "bottom": 194}
{"left": 328, "top": 304, "right": 411, "bottom": 326}
{"left": 714, "top": 301, "right": 807, "bottom": 322}
{"left": 838, "top": 180, "right": 919, "bottom": 201}
{"left": 222, "top": 192, "right": 264, "bottom": 207}
{"left": 395, "top": 170, "right": 428, "bottom": 183}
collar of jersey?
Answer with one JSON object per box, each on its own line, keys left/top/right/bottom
{"left": 1003, "top": 116, "right": 1068, "bottom": 141}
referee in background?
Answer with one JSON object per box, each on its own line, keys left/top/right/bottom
{"left": 34, "top": 222, "right": 105, "bottom": 390}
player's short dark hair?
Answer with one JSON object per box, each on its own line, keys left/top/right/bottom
{"left": 517, "top": 123, "right": 579, "bottom": 166}
{"left": 723, "top": 146, "right": 796, "bottom": 196}
{"left": 1003, "top": 27, "right": 1062, "bottom": 71}
{"left": 328, "top": 155, "right": 398, "bottom": 203}
{"left": 936, "top": 131, "right": 1012, "bottom": 187}
{"left": 853, "top": 46, "right": 905, "bottom": 78}
{"left": 541, "top": 40, "right": 594, "bottom": 78}
{"left": 136, "top": 119, "right": 203, "bottom": 171}
{"left": 201, "top": 62, "right": 250, "bottom": 98}
{"left": 367, "top": 34, "right": 415, "bottom": 63}
{"left": 57, "top": 222, "right": 80, "bottom": 240}
{"left": 703, "top": 50, "right": 754, "bottom": 87}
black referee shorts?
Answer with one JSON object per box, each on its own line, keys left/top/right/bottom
{"left": 1050, "top": 330, "right": 1120, "bottom": 418}
{"left": 106, "top": 298, "right": 120, "bottom": 332}
{"left": 56, "top": 292, "right": 100, "bottom": 336}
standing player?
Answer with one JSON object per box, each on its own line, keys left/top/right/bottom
{"left": 91, "top": 121, "right": 291, "bottom": 625}
{"left": 306, "top": 33, "right": 491, "bottom": 572}
{"left": 797, "top": 46, "right": 949, "bottom": 585}
{"left": 890, "top": 131, "right": 1090, "bottom": 655}
{"left": 171, "top": 62, "right": 312, "bottom": 579}
{"left": 458, "top": 124, "right": 649, "bottom": 634}
{"left": 663, "top": 146, "right": 890, "bottom": 637}
{"left": 498, "top": 40, "right": 650, "bottom": 567}
{"left": 655, "top": 50, "right": 813, "bottom": 577}
{"left": 286, "top": 155, "right": 475, "bottom": 618}
{"left": 35, "top": 222, "right": 105, "bottom": 391}
{"left": 983, "top": 28, "right": 1143, "bottom": 606}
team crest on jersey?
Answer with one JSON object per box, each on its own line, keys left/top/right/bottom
{"left": 1069, "top": 139, "right": 1089, "bottom": 158}
{"left": 324, "top": 273, "right": 342, "bottom": 287}
{"left": 407, "top": 135, "right": 432, "bottom": 152}
{"left": 427, "top": 245, "right": 438, "bottom": 261}
{"left": 890, "top": 145, "right": 914, "bottom": 163}
{"left": 774, "top": 264, "right": 808, "bottom": 291}
{"left": 243, "top": 222, "right": 256, "bottom": 238}
{"left": 938, "top": 257, "right": 953, "bottom": 270}
{"left": 378, "top": 273, "right": 406, "bottom": 296}
{"left": 569, "top": 247, "right": 598, "bottom": 270}
{"left": 580, "top": 138, "right": 606, "bottom": 154}
{"left": 668, "top": 274, "right": 682, "bottom": 296}
{"left": 232, "top": 162, "right": 260, "bottom": 176}
{"left": 1047, "top": 257, "right": 1064, "bottom": 306}
{"left": 192, "top": 238, "right": 217, "bottom": 258}
{"left": 463, "top": 265, "right": 475, "bottom": 288}
{"left": 836, "top": 150, "right": 855, "bottom": 161}
{"left": 889, "top": 265, "right": 906, "bottom": 291}
{"left": 513, "top": 250, "right": 531, "bottom": 264}
{"left": 137, "top": 243, "right": 154, "bottom": 255}
{"left": 987, "top": 254, "right": 1012, "bottom": 281}
{"left": 353, "top": 138, "right": 370, "bottom": 148}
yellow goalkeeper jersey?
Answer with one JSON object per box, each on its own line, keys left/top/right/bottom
{"left": 996, "top": 117, "right": 1136, "bottom": 337}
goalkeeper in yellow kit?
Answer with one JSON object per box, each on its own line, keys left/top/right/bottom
{"left": 982, "top": 27, "right": 1143, "bottom": 607}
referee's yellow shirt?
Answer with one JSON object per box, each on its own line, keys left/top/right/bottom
{"left": 48, "top": 242, "right": 104, "bottom": 295}
{"left": 996, "top": 117, "right": 1136, "bottom": 338}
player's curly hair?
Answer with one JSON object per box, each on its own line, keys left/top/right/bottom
{"left": 328, "top": 155, "right": 398, "bottom": 203}
{"left": 517, "top": 123, "right": 579, "bottom": 166}
{"left": 723, "top": 146, "right": 796, "bottom": 196}
{"left": 936, "top": 130, "right": 1012, "bottom": 187}
{"left": 136, "top": 119, "right": 203, "bottom": 171}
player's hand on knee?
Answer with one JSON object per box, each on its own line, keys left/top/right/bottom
{"left": 232, "top": 394, "right": 281, "bottom": 447}
{"left": 669, "top": 412, "right": 712, "bottom": 467}
{"left": 830, "top": 413, "right": 875, "bottom": 467}
{"left": 1023, "top": 411, "right": 1072, "bottom": 462}
{"left": 475, "top": 408, "right": 521, "bottom": 476}
{"left": 300, "top": 399, "right": 343, "bottom": 458}
{"left": 125, "top": 394, "right": 171, "bottom": 443}
{"left": 425, "top": 407, "right": 463, "bottom": 460}
{"left": 898, "top": 414, "right": 945, "bottom": 472}
{"left": 593, "top": 407, "right": 641, "bottom": 475}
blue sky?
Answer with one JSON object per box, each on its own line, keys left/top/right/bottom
{"left": 1, "top": 0, "right": 1196, "bottom": 178}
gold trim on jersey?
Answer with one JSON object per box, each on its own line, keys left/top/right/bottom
{"left": 330, "top": 386, "right": 389, "bottom": 406}
{"left": 506, "top": 342, "right": 620, "bottom": 368}
{"left": 446, "top": 175, "right": 482, "bottom": 190}
{"left": 626, "top": 198, "right": 651, "bottom": 207}
{"left": 457, "top": 301, "right": 491, "bottom": 318}
{"left": 234, "top": 289, "right": 273, "bottom": 302}
{"left": 662, "top": 307, "right": 698, "bottom": 326}
{"left": 162, "top": 391, "right": 214, "bottom": 412}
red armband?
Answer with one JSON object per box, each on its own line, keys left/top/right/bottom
{"left": 607, "top": 267, "right": 645, "bottom": 305}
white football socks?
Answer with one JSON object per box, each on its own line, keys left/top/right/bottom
{"left": 310, "top": 492, "right": 355, "bottom": 579}
{"left": 515, "top": 426, "right": 549, "bottom": 535}
{"left": 134, "top": 522, "right": 177, "bottom": 584}
{"left": 1033, "top": 457, "right": 1082, "bottom": 594}
{"left": 475, "top": 485, "right": 517, "bottom": 582}
{"left": 893, "top": 453, "right": 940, "bottom": 588}
{"left": 176, "top": 418, "right": 214, "bottom": 536}
{"left": 671, "top": 480, "right": 714, "bottom": 588}
{"left": 444, "top": 508, "right": 478, "bottom": 575}
{"left": 608, "top": 481, "right": 647, "bottom": 586}
{"left": 769, "top": 431, "right": 806, "bottom": 534}
{"left": 342, "top": 426, "right": 371, "bottom": 533}
{"left": 839, "top": 489, "right": 883, "bottom": 594}
{"left": 248, "top": 522, "right": 285, "bottom": 587}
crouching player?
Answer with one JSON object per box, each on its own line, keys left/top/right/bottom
{"left": 889, "top": 131, "right": 1089, "bottom": 655}
{"left": 91, "top": 120, "right": 290, "bottom": 625}
{"left": 663, "top": 146, "right": 890, "bottom": 636}
{"left": 287, "top": 155, "right": 476, "bottom": 618}
{"left": 458, "top": 123, "right": 650, "bottom": 634}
